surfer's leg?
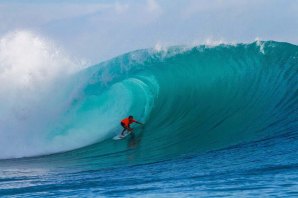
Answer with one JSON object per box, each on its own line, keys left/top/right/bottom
{"left": 121, "top": 128, "right": 127, "bottom": 136}
{"left": 120, "top": 122, "right": 127, "bottom": 136}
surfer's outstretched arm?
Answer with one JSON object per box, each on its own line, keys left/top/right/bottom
{"left": 135, "top": 121, "right": 144, "bottom": 125}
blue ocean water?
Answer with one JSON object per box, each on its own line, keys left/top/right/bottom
{"left": 0, "top": 41, "right": 297, "bottom": 197}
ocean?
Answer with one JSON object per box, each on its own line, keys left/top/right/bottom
{"left": 0, "top": 41, "right": 297, "bottom": 197}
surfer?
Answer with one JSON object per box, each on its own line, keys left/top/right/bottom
{"left": 120, "top": 116, "right": 143, "bottom": 137}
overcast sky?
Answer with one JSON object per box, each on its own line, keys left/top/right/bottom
{"left": 0, "top": 0, "right": 297, "bottom": 63}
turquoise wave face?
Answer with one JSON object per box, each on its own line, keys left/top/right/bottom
{"left": 1, "top": 41, "right": 297, "bottom": 167}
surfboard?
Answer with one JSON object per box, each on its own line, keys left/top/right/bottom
{"left": 113, "top": 131, "right": 132, "bottom": 140}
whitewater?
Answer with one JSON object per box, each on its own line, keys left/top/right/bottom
{"left": 0, "top": 32, "right": 297, "bottom": 197}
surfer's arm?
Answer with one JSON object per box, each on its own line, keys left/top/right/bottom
{"left": 135, "top": 121, "right": 144, "bottom": 125}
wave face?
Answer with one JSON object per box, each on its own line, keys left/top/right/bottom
{"left": 0, "top": 41, "right": 297, "bottom": 163}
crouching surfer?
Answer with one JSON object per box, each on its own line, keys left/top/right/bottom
{"left": 120, "top": 115, "right": 144, "bottom": 137}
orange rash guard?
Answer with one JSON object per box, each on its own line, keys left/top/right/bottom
{"left": 121, "top": 118, "right": 136, "bottom": 127}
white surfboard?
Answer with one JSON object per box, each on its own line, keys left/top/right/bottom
{"left": 113, "top": 131, "right": 132, "bottom": 140}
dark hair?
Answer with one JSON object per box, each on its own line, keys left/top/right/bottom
{"left": 129, "top": 115, "right": 133, "bottom": 119}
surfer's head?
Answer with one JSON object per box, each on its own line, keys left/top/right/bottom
{"left": 128, "top": 115, "right": 133, "bottom": 120}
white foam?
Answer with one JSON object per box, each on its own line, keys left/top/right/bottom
{"left": 154, "top": 42, "right": 168, "bottom": 52}
{"left": 0, "top": 30, "right": 87, "bottom": 159}
{"left": 255, "top": 37, "right": 265, "bottom": 54}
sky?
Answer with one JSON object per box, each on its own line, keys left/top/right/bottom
{"left": 0, "top": 0, "right": 298, "bottom": 64}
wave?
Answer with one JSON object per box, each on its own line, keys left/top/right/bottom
{"left": 0, "top": 39, "right": 297, "bottom": 163}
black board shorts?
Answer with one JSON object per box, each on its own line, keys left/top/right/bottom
{"left": 121, "top": 122, "right": 126, "bottom": 128}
